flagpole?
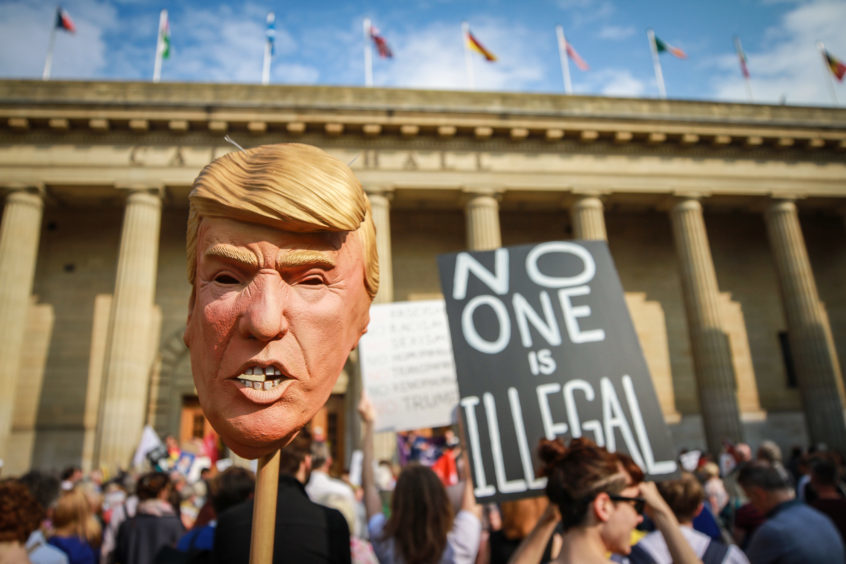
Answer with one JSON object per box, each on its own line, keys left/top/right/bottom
{"left": 152, "top": 9, "right": 166, "bottom": 83}
{"left": 462, "top": 22, "right": 475, "bottom": 90}
{"left": 818, "top": 41, "right": 839, "bottom": 105}
{"left": 42, "top": 20, "right": 57, "bottom": 80}
{"left": 262, "top": 12, "right": 274, "bottom": 85}
{"left": 555, "top": 26, "right": 573, "bottom": 95}
{"left": 647, "top": 29, "right": 667, "bottom": 99}
{"left": 734, "top": 36, "right": 753, "bottom": 103}
{"left": 364, "top": 18, "right": 373, "bottom": 87}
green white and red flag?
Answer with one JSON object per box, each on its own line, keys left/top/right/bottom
{"left": 654, "top": 34, "right": 686, "bottom": 59}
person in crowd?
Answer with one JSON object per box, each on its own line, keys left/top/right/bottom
{"left": 114, "top": 472, "right": 183, "bottom": 564}
{"left": 698, "top": 463, "right": 728, "bottom": 522}
{"left": 1, "top": 478, "right": 69, "bottom": 564}
{"left": 320, "top": 492, "right": 379, "bottom": 564}
{"left": 0, "top": 479, "right": 38, "bottom": 564}
{"left": 48, "top": 487, "right": 101, "bottom": 564}
{"left": 737, "top": 459, "right": 844, "bottom": 562}
{"left": 175, "top": 467, "right": 254, "bottom": 556}
{"left": 629, "top": 472, "right": 747, "bottom": 563}
{"left": 807, "top": 455, "right": 846, "bottom": 543}
{"left": 489, "top": 498, "right": 550, "bottom": 564}
{"left": 60, "top": 468, "right": 83, "bottom": 493}
{"left": 508, "top": 438, "right": 699, "bottom": 564}
{"left": 17, "top": 472, "right": 70, "bottom": 564}
{"left": 755, "top": 441, "right": 782, "bottom": 466}
{"left": 212, "top": 429, "right": 351, "bottom": 564}
{"left": 307, "top": 441, "right": 364, "bottom": 537}
{"left": 359, "top": 394, "right": 482, "bottom": 564}
{"left": 100, "top": 475, "right": 136, "bottom": 564}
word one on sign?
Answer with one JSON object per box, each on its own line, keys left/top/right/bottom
{"left": 438, "top": 241, "right": 678, "bottom": 504}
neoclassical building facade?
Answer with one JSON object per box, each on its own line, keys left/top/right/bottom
{"left": 1, "top": 80, "right": 844, "bottom": 474}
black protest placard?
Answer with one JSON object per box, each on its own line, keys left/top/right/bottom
{"left": 438, "top": 241, "right": 678, "bottom": 504}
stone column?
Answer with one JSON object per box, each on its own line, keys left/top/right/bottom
{"left": 95, "top": 187, "right": 162, "bottom": 469}
{"left": 670, "top": 196, "right": 743, "bottom": 456}
{"left": 0, "top": 186, "right": 44, "bottom": 461}
{"left": 367, "top": 187, "right": 394, "bottom": 304}
{"left": 765, "top": 198, "right": 846, "bottom": 452}
{"left": 571, "top": 193, "right": 608, "bottom": 240}
{"left": 464, "top": 188, "right": 502, "bottom": 250}
{"left": 358, "top": 187, "right": 396, "bottom": 460}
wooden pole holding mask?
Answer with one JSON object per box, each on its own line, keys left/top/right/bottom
{"left": 249, "top": 450, "right": 280, "bottom": 564}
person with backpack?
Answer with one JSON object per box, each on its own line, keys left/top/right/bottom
{"left": 628, "top": 472, "right": 747, "bottom": 564}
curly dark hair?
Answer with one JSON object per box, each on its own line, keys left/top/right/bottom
{"left": 0, "top": 479, "right": 44, "bottom": 544}
{"left": 538, "top": 437, "right": 633, "bottom": 531}
{"left": 381, "top": 463, "right": 453, "bottom": 564}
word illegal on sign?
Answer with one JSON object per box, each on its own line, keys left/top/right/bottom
{"left": 439, "top": 241, "right": 678, "bottom": 503}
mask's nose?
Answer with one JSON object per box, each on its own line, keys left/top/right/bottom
{"left": 238, "top": 273, "right": 288, "bottom": 342}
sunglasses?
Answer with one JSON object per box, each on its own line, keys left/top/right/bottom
{"left": 608, "top": 494, "right": 646, "bottom": 514}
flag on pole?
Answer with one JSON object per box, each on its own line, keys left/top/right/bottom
{"left": 565, "top": 40, "right": 589, "bottom": 71}
{"left": 369, "top": 24, "right": 393, "bottom": 58}
{"left": 266, "top": 12, "right": 275, "bottom": 56}
{"left": 653, "top": 34, "right": 686, "bottom": 59}
{"left": 466, "top": 29, "right": 497, "bottom": 62}
{"left": 735, "top": 37, "right": 749, "bottom": 78}
{"left": 159, "top": 13, "right": 171, "bottom": 59}
{"left": 824, "top": 49, "right": 846, "bottom": 81}
{"left": 55, "top": 6, "right": 76, "bottom": 33}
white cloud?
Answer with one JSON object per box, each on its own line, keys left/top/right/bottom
{"left": 554, "top": 0, "right": 616, "bottom": 27}
{"left": 710, "top": 0, "right": 846, "bottom": 105}
{"left": 597, "top": 25, "right": 636, "bottom": 41}
{"left": 580, "top": 69, "right": 646, "bottom": 97}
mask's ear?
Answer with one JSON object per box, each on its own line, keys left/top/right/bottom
{"left": 183, "top": 287, "right": 197, "bottom": 347}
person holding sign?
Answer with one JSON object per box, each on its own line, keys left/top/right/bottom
{"left": 358, "top": 394, "right": 482, "bottom": 564}
{"left": 183, "top": 143, "right": 377, "bottom": 459}
{"left": 509, "top": 438, "right": 700, "bottom": 564}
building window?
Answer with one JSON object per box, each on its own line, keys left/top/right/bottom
{"left": 778, "top": 331, "right": 798, "bottom": 389}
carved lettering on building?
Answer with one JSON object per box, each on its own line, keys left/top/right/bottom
{"left": 476, "top": 153, "right": 490, "bottom": 171}
{"left": 403, "top": 153, "right": 419, "bottom": 171}
{"left": 364, "top": 150, "right": 380, "bottom": 169}
{"left": 439, "top": 152, "right": 455, "bottom": 171}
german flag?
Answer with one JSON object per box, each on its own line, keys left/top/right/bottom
{"left": 466, "top": 29, "right": 497, "bottom": 62}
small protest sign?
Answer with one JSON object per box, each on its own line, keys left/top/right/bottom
{"left": 359, "top": 300, "right": 460, "bottom": 433}
{"left": 438, "top": 241, "right": 678, "bottom": 504}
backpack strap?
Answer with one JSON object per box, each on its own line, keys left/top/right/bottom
{"left": 702, "top": 538, "right": 730, "bottom": 564}
{"left": 626, "top": 544, "right": 658, "bottom": 564}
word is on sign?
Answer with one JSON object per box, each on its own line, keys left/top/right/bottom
{"left": 438, "top": 241, "right": 678, "bottom": 504}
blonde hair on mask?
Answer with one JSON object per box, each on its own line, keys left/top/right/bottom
{"left": 186, "top": 143, "right": 379, "bottom": 299}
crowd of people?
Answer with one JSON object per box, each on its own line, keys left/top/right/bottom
{"left": 2, "top": 408, "right": 845, "bottom": 564}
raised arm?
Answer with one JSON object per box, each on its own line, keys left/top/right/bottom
{"left": 507, "top": 502, "right": 560, "bottom": 564}
{"left": 640, "top": 481, "right": 702, "bottom": 564}
{"left": 358, "top": 392, "right": 383, "bottom": 521}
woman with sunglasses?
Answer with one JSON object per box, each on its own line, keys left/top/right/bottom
{"left": 509, "top": 437, "right": 700, "bottom": 564}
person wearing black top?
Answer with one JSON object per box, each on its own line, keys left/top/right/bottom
{"left": 212, "top": 429, "right": 351, "bottom": 564}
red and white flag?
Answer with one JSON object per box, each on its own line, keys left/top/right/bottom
{"left": 369, "top": 25, "right": 393, "bottom": 58}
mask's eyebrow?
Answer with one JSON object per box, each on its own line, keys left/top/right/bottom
{"left": 277, "top": 249, "right": 336, "bottom": 270}
{"left": 204, "top": 244, "right": 259, "bottom": 268}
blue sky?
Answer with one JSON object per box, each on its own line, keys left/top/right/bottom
{"left": 1, "top": 0, "right": 844, "bottom": 106}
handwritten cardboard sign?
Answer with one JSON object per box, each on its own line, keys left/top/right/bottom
{"left": 359, "top": 300, "right": 460, "bottom": 433}
{"left": 438, "top": 241, "right": 678, "bottom": 503}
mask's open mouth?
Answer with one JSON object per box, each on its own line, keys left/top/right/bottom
{"left": 236, "top": 366, "right": 286, "bottom": 391}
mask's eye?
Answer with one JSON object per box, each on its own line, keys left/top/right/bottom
{"left": 213, "top": 274, "right": 240, "bottom": 285}
{"left": 298, "top": 275, "right": 326, "bottom": 286}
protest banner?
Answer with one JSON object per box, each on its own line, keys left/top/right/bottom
{"left": 359, "top": 300, "right": 460, "bottom": 433}
{"left": 438, "top": 240, "right": 678, "bottom": 504}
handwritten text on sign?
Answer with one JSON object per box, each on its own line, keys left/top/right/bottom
{"left": 438, "top": 241, "right": 678, "bottom": 503}
{"left": 359, "top": 300, "right": 460, "bottom": 433}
